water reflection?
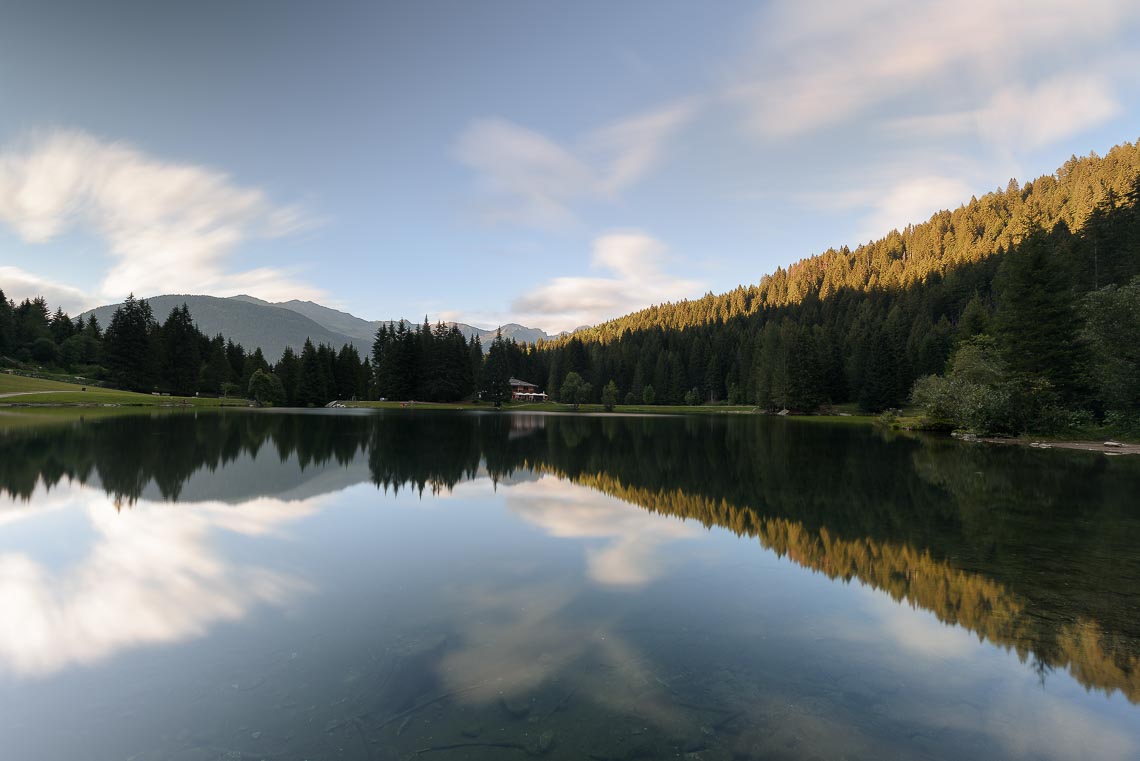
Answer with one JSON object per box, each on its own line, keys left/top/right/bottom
{"left": 1, "top": 409, "right": 1139, "bottom": 760}
{"left": 506, "top": 475, "right": 701, "bottom": 586}
{"left": 0, "top": 481, "right": 321, "bottom": 678}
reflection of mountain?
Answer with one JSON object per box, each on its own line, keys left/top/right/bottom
{"left": 2, "top": 411, "right": 1139, "bottom": 701}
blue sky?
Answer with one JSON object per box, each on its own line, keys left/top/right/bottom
{"left": 1, "top": 0, "right": 1138, "bottom": 332}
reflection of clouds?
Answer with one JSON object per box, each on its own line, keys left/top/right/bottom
{"left": 505, "top": 476, "right": 700, "bottom": 586}
{"left": 432, "top": 477, "right": 708, "bottom": 734}
{"left": 436, "top": 575, "right": 690, "bottom": 731}
{"left": 0, "top": 483, "right": 322, "bottom": 678}
{"left": 832, "top": 584, "right": 1138, "bottom": 761}
{"left": 861, "top": 590, "right": 978, "bottom": 660}
{"left": 894, "top": 681, "right": 1138, "bottom": 761}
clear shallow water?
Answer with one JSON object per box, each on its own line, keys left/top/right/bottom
{"left": 0, "top": 409, "right": 1138, "bottom": 760}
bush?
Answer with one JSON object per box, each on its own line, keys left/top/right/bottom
{"left": 642, "top": 385, "right": 655, "bottom": 405}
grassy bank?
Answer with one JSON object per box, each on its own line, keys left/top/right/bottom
{"left": 0, "top": 376, "right": 880, "bottom": 420}
{"left": 0, "top": 374, "right": 250, "bottom": 407}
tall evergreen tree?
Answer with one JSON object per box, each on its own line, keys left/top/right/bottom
{"left": 104, "top": 295, "right": 159, "bottom": 391}
{"left": 994, "top": 227, "right": 1089, "bottom": 404}
{"left": 275, "top": 347, "right": 301, "bottom": 406}
{"left": 295, "top": 339, "right": 328, "bottom": 406}
{"left": 481, "top": 330, "right": 512, "bottom": 405}
{"left": 160, "top": 304, "right": 202, "bottom": 396}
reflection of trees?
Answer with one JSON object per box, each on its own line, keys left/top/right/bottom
{"left": 2, "top": 411, "right": 1139, "bottom": 701}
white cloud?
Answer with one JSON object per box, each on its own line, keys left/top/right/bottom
{"left": 455, "top": 101, "right": 696, "bottom": 228}
{"left": 0, "top": 266, "right": 92, "bottom": 314}
{"left": 0, "top": 129, "right": 323, "bottom": 304}
{"left": 887, "top": 75, "right": 1122, "bottom": 150}
{"left": 730, "top": 0, "right": 1137, "bottom": 146}
{"left": 508, "top": 232, "right": 704, "bottom": 332}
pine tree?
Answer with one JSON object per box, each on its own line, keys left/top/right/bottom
{"left": 160, "top": 304, "right": 201, "bottom": 396}
{"left": 275, "top": 347, "right": 300, "bottom": 406}
{"left": 481, "top": 330, "right": 512, "bottom": 406}
{"left": 994, "top": 227, "right": 1089, "bottom": 404}
{"left": 295, "top": 339, "right": 328, "bottom": 406}
{"left": 104, "top": 295, "right": 159, "bottom": 391}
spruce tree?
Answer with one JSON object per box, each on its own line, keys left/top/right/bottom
{"left": 295, "top": 339, "right": 328, "bottom": 406}
{"left": 160, "top": 304, "right": 202, "bottom": 396}
{"left": 104, "top": 295, "right": 159, "bottom": 391}
{"left": 994, "top": 227, "right": 1089, "bottom": 404}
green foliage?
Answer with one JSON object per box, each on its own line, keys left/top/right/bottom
{"left": 480, "top": 330, "right": 513, "bottom": 406}
{"left": 160, "top": 304, "right": 201, "bottom": 396}
{"left": 373, "top": 319, "right": 478, "bottom": 402}
{"left": 200, "top": 337, "right": 232, "bottom": 395}
{"left": 602, "top": 380, "right": 619, "bottom": 411}
{"left": 911, "top": 336, "right": 1069, "bottom": 435}
{"left": 248, "top": 369, "right": 286, "bottom": 406}
{"left": 295, "top": 339, "right": 328, "bottom": 407}
{"left": 642, "top": 384, "right": 656, "bottom": 405}
{"left": 560, "top": 371, "right": 592, "bottom": 410}
{"left": 104, "top": 295, "right": 159, "bottom": 392}
{"left": 993, "top": 226, "right": 1089, "bottom": 404}
{"left": 1084, "top": 276, "right": 1140, "bottom": 422}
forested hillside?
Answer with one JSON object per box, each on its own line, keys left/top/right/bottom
{"left": 530, "top": 140, "right": 1140, "bottom": 429}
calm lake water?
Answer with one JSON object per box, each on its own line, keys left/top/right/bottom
{"left": 1, "top": 409, "right": 1138, "bottom": 760}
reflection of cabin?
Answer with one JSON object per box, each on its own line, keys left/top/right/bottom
{"left": 508, "top": 414, "right": 546, "bottom": 439}
{"left": 509, "top": 377, "right": 548, "bottom": 402}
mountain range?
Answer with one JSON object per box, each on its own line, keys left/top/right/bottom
{"left": 80, "top": 294, "right": 556, "bottom": 360}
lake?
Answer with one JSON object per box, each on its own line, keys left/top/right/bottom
{"left": 1, "top": 409, "right": 1138, "bottom": 760}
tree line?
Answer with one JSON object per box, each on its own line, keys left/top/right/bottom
{"left": 0, "top": 293, "right": 374, "bottom": 405}
{"left": 0, "top": 289, "right": 547, "bottom": 408}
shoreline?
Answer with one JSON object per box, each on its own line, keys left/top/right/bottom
{"left": 961, "top": 434, "right": 1140, "bottom": 455}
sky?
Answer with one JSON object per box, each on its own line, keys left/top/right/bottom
{"left": 0, "top": 0, "right": 1138, "bottom": 333}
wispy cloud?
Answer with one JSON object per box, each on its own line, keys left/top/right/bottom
{"left": 455, "top": 101, "right": 696, "bottom": 229}
{"left": 729, "top": 0, "right": 1138, "bottom": 146}
{"left": 0, "top": 129, "right": 323, "bottom": 305}
{"left": 886, "top": 74, "right": 1122, "bottom": 150}
{"left": 507, "top": 232, "right": 703, "bottom": 332}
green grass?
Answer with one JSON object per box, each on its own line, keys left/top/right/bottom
{"left": 340, "top": 398, "right": 876, "bottom": 419}
{"left": 0, "top": 373, "right": 249, "bottom": 407}
{"left": 0, "top": 374, "right": 878, "bottom": 420}
{"left": 0, "top": 374, "right": 95, "bottom": 393}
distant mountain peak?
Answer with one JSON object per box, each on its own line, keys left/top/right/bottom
{"left": 80, "top": 293, "right": 555, "bottom": 360}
